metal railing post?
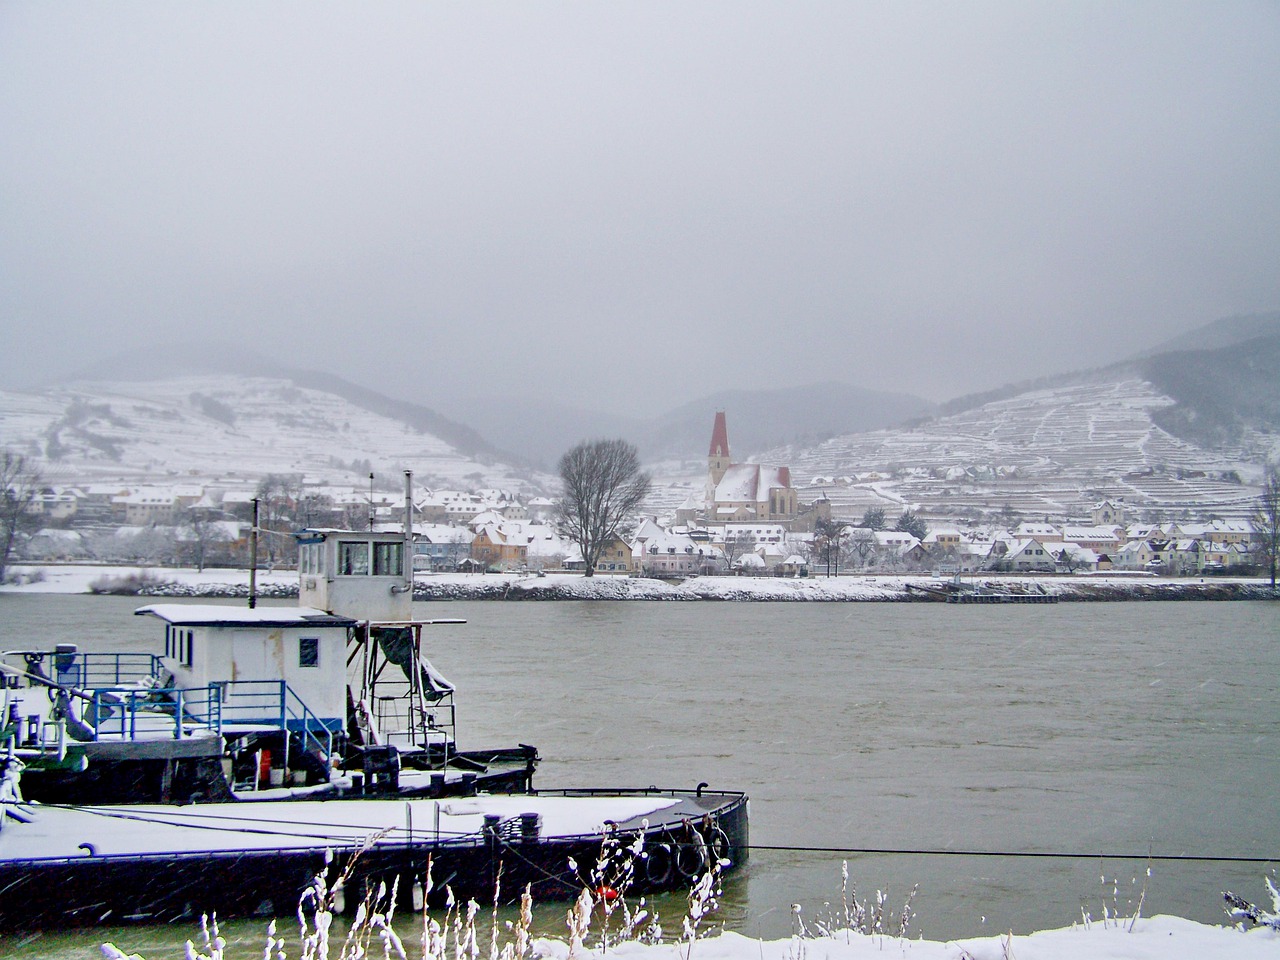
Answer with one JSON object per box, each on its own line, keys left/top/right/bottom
{"left": 281, "top": 681, "right": 290, "bottom": 774}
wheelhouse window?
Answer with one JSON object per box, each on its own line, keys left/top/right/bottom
{"left": 373, "top": 541, "right": 403, "bottom": 577}
{"left": 165, "top": 625, "right": 195, "bottom": 665}
{"left": 339, "top": 541, "right": 370, "bottom": 575}
{"left": 300, "top": 543, "right": 322, "bottom": 575}
{"left": 298, "top": 637, "right": 320, "bottom": 668}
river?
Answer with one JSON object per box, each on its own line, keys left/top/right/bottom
{"left": 1, "top": 594, "right": 1277, "bottom": 955}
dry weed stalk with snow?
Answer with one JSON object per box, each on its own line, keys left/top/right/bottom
{"left": 101, "top": 824, "right": 727, "bottom": 960}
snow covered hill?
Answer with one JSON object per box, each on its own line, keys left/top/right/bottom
{"left": 752, "top": 376, "right": 1270, "bottom": 522}
{"left": 0, "top": 374, "right": 546, "bottom": 493}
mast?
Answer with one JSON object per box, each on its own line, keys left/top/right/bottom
{"left": 403, "top": 470, "right": 414, "bottom": 596}
{"left": 249, "top": 497, "right": 259, "bottom": 609}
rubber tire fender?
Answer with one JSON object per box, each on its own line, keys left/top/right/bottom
{"left": 643, "top": 841, "right": 675, "bottom": 888}
{"left": 707, "top": 826, "right": 731, "bottom": 865}
{"left": 674, "top": 834, "right": 707, "bottom": 880}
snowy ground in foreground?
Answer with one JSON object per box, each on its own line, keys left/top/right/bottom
{"left": 529, "top": 917, "right": 1279, "bottom": 960}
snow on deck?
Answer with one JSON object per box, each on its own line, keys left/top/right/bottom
{"left": 1, "top": 795, "right": 679, "bottom": 861}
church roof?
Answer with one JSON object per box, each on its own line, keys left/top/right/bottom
{"left": 714, "top": 463, "right": 792, "bottom": 504}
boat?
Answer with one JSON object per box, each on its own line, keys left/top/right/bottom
{"left": 0, "top": 783, "right": 747, "bottom": 927}
{"left": 0, "top": 474, "right": 749, "bottom": 926}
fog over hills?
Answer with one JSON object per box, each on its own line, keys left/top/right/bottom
{"left": 1, "top": 314, "right": 1276, "bottom": 525}
{"left": 437, "top": 383, "right": 934, "bottom": 469}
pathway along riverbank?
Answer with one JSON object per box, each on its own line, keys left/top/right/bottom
{"left": 54, "top": 567, "right": 1279, "bottom": 602}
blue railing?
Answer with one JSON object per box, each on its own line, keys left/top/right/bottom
{"left": 86, "top": 684, "right": 222, "bottom": 741}
{"left": 65, "top": 653, "right": 165, "bottom": 690}
{"left": 83, "top": 679, "right": 335, "bottom": 769}
{"left": 213, "top": 680, "right": 339, "bottom": 768}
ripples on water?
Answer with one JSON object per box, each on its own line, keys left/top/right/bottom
{"left": 1, "top": 594, "right": 1276, "bottom": 954}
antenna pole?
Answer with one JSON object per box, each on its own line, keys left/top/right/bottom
{"left": 249, "top": 497, "right": 259, "bottom": 609}
{"left": 404, "top": 470, "right": 414, "bottom": 595}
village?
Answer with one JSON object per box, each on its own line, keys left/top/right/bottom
{"left": 11, "top": 412, "right": 1268, "bottom": 582}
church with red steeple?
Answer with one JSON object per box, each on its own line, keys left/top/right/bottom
{"left": 703, "top": 411, "right": 800, "bottom": 524}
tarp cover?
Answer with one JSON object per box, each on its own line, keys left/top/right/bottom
{"left": 374, "top": 627, "right": 455, "bottom": 701}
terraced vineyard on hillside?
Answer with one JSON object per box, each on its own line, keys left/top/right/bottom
{"left": 0, "top": 376, "right": 541, "bottom": 493}
{"left": 764, "top": 379, "right": 1263, "bottom": 522}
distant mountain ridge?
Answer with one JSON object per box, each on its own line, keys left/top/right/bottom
{"left": 1133, "top": 310, "right": 1280, "bottom": 357}
{"left": 0, "top": 372, "right": 545, "bottom": 494}
{"left": 931, "top": 313, "right": 1280, "bottom": 451}
{"left": 61, "top": 343, "right": 525, "bottom": 468}
{"left": 432, "top": 382, "right": 935, "bottom": 468}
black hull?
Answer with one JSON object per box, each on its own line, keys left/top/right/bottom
{"left": 0, "top": 789, "right": 748, "bottom": 929}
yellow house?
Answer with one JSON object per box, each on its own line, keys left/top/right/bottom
{"left": 470, "top": 524, "right": 528, "bottom": 570}
{"left": 594, "top": 535, "right": 636, "bottom": 574}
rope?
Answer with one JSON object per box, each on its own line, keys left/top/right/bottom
{"left": 746, "top": 843, "right": 1277, "bottom": 864}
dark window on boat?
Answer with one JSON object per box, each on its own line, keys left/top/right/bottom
{"left": 182, "top": 629, "right": 195, "bottom": 667}
{"left": 165, "top": 624, "right": 173, "bottom": 658}
{"left": 339, "top": 541, "right": 369, "bottom": 575}
{"left": 373, "top": 541, "right": 402, "bottom": 577}
{"left": 299, "top": 636, "right": 319, "bottom": 668}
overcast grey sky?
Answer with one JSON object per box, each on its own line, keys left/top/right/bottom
{"left": 2, "top": 2, "right": 1278, "bottom": 414}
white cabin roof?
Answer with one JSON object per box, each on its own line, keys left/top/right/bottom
{"left": 135, "top": 604, "right": 357, "bottom": 628}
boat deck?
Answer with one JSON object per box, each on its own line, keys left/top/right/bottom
{"left": 0, "top": 786, "right": 748, "bottom": 927}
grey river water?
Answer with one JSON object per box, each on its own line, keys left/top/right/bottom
{"left": 1, "top": 594, "right": 1277, "bottom": 956}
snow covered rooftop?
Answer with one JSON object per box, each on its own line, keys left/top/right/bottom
{"left": 135, "top": 604, "right": 357, "bottom": 628}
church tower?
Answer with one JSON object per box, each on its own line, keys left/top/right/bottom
{"left": 708, "top": 411, "right": 731, "bottom": 489}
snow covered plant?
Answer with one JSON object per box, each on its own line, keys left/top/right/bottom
{"left": 101, "top": 826, "right": 726, "bottom": 960}
{"left": 89, "top": 570, "right": 164, "bottom": 595}
{"left": 802, "top": 861, "right": 917, "bottom": 944}
{"left": 1078, "top": 864, "right": 1151, "bottom": 932}
{"left": 573, "top": 820, "right": 659, "bottom": 951}
{"left": 1225, "top": 877, "right": 1280, "bottom": 932}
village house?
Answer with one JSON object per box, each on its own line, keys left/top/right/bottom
{"left": 470, "top": 523, "right": 528, "bottom": 571}
{"left": 114, "top": 489, "right": 180, "bottom": 525}
{"left": 594, "top": 535, "right": 637, "bottom": 574}
{"left": 639, "top": 529, "right": 724, "bottom": 577}
{"left": 25, "top": 489, "right": 79, "bottom": 522}
{"left": 1012, "top": 521, "right": 1061, "bottom": 543}
{"left": 1091, "top": 499, "right": 1126, "bottom": 526}
{"left": 1054, "top": 542, "right": 1104, "bottom": 573}
{"left": 1061, "top": 525, "right": 1122, "bottom": 553}
{"left": 1004, "top": 538, "right": 1055, "bottom": 572}
{"left": 1112, "top": 538, "right": 1170, "bottom": 571}
{"left": 411, "top": 523, "right": 474, "bottom": 572}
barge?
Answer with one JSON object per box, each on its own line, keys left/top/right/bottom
{"left": 0, "top": 475, "right": 749, "bottom": 926}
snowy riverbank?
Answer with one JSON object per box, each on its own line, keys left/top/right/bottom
{"left": 2, "top": 564, "right": 1275, "bottom": 601}
{"left": 526, "top": 917, "right": 1280, "bottom": 960}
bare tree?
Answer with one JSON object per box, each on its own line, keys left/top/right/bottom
{"left": 256, "top": 473, "right": 303, "bottom": 568}
{"left": 558, "top": 439, "right": 651, "bottom": 577}
{"left": 0, "top": 450, "right": 41, "bottom": 582}
{"left": 177, "top": 506, "right": 219, "bottom": 572}
{"left": 849, "top": 527, "right": 878, "bottom": 568}
{"left": 1251, "top": 468, "right": 1280, "bottom": 589}
{"left": 812, "top": 516, "right": 849, "bottom": 576}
